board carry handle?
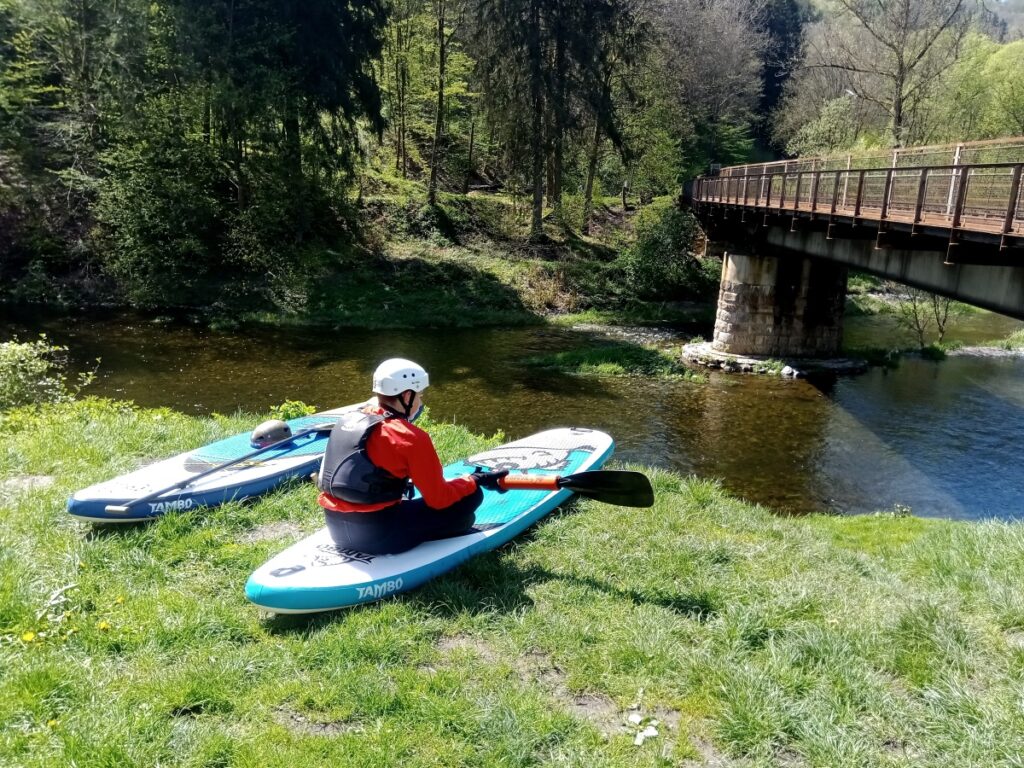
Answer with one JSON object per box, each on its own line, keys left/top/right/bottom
{"left": 103, "top": 421, "right": 337, "bottom": 516}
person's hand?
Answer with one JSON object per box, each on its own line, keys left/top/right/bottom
{"left": 471, "top": 468, "right": 509, "bottom": 492}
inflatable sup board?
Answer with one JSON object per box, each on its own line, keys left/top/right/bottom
{"left": 245, "top": 427, "right": 614, "bottom": 613}
{"left": 68, "top": 402, "right": 371, "bottom": 523}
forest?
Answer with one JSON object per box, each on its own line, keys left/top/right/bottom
{"left": 0, "top": 0, "right": 1022, "bottom": 315}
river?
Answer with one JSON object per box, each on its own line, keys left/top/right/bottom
{"left": 3, "top": 306, "right": 1022, "bottom": 520}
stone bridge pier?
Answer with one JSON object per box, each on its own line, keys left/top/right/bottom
{"left": 713, "top": 249, "right": 848, "bottom": 358}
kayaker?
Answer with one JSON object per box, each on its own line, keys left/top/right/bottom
{"left": 316, "top": 358, "right": 507, "bottom": 554}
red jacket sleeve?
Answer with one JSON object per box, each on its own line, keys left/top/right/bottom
{"left": 369, "top": 419, "right": 477, "bottom": 510}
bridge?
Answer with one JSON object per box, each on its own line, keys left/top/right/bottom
{"left": 688, "top": 139, "right": 1024, "bottom": 358}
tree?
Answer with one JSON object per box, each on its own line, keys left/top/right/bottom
{"left": 804, "top": 0, "right": 974, "bottom": 146}
{"left": 658, "top": 0, "right": 767, "bottom": 172}
{"left": 784, "top": 94, "right": 858, "bottom": 156}
{"left": 756, "top": 0, "right": 810, "bottom": 147}
{"left": 580, "top": 0, "right": 651, "bottom": 232}
{"left": 983, "top": 39, "right": 1024, "bottom": 134}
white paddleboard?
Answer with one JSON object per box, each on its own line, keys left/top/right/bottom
{"left": 67, "top": 401, "right": 372, "bottom": 523}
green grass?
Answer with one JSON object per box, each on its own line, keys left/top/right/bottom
{"left": 3, "top": 399, "right": 1024, "bottom": 766}
{"left": 522, "top": 342, "right": 703, "bottom": 380}
{"left": 548, "top": 304, "right": 716, "bottom": 327}
{"left": 984, "top": 329, "right": 1024, "bottom": 350}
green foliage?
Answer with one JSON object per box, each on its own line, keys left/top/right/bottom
{"left": 268, "top": 400, "right": 317, "bottom": 420}
{"left": 95, "top": 98, "right": 225, "bottom": 308}
{"left": 0, "top": 335, "right": 94, "bottom": 410}
{"left": 921, "top": 34, "right": 1024, "bottom": 142}
{"left": 619, "top": 199, "right": 718, "bottom": 300}
{"left": 786, "top": 96, "right": 857, "bottom": 157}
{"left": 988, "top": 329, "right": 1024, "bottom": 350}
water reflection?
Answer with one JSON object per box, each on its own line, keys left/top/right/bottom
{"left": 2, "top": 307, "right": 1022, "bottom": 520}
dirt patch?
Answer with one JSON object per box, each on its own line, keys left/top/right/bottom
{"left": 680, "top": 736, "right": 734, "bottom": 767}
{"left": 516, "top": 649, "right": 623, "bottom": 735}
{"left": 1006, "top": 631, "right": 1024, "bottom": 650}
{"left": 0, "top": 475, "right": 54, "bottom": 494}
{"left": 239, "top": 521, "right": 304, "bottom": 544}
{"left": 436, "top": 633, "right": 500, "bottom": 663}
{"left": 272, "top": 707, "right": 361, "bottom": 736}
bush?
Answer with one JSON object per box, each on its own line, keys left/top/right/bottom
{"left": 0, "top": 335, "right": 95, "bottom": 410}
{"left": 269, "top": 400, "right": 318, "bottom": 420}
{"left": 619, "top": 199, "right": 719, "bottom": 300}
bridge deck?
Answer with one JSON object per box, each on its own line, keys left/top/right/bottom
{"left": 695, "top": 161, "right": 1024, "bottom": 244}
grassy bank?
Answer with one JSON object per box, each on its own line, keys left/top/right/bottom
{"left": 984, "top": 328, "right": 1024, "bottom": 350}
{"left": 232, "top": 191, "right": 717, "bottom": 330}
{"left": 2, "top": 400, "right": 1024, "bottom": 767}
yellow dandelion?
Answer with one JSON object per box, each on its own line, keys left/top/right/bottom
{"left": 21, "top": 631, "right": 36, "bottom": 643}
{"left": 97, "top": 620, "right": 111, "bottom": 631}
{"left": 114, "top": 595, "right": 124, "bottom": 605}
{"left": 46, "top": 719, "right": 58, "bottom": 728}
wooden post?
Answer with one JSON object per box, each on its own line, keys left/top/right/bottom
{"left": 880, "top": 168, "right": 894, "bottom": 220}
{"left": 1003, "top": 164, "right": 1022, "bottom": 235}
{"left": 913, "top": 168, "right": 930, "bottom": 225}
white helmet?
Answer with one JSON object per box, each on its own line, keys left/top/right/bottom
{"left": 372, "top": 358, "right": 429, "bottom": 396}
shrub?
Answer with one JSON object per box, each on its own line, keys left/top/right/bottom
{"left": 0, "top": 336, "right": 95, "bottom": 410}
{"left": 269, "top": 400, "right": 318, "bottom": 420}
{"left": 619, "top": 199, "right": 719, "bottom": 300}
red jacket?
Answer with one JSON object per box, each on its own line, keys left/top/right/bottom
{"left": 318, "top": 407, "right": 477, "bottom": 513}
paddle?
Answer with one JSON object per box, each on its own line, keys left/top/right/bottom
{"left": 498, "top": 470, "right": 654, "bottom": 508}
{"left": 103, "top": 421, "right": 337, "bottom": 515}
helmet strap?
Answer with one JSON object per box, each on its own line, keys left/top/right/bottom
{"left": 379, "top": 390, "right": 419, "bottom": 420}
{"left": 383, "top": 390, "right": 414, "bottom": 420}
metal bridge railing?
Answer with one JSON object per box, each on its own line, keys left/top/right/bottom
{"left": 694, "top": 161, "right": 1024, "bottom": 240}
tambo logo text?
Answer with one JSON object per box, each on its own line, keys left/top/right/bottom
{"left": 357, "top": 579, "right": 403, "bottom": 600}
{"left": 148, "top": 498, "right": 195, "bottom": 513}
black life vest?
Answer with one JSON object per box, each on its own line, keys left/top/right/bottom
{"left": 318, "top": 411, "right": 409, "bottom": 505}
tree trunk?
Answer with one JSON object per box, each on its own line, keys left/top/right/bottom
{"left": 284, "top": 95, "right": 301, "bottom": 178}
{"left": 394, "top": 41, "right": 403, "bottom": 172}
{"left": 531, "top": 92, "right": 545, "bottom": 238}
{"left": 892, "top": 70, "right": 905, "bottom": 147}
{"left": 529, "top": 0, "right": 544, "bottom": 239}
{"left": 582, "top": 122, "right": 601, "bottom": 235}
{"left": 427, "top": 0, "right": 446, "bottom": 206}
{"left": 202, "top": 78, "right": 211, "bottom": 145}
{"left": 464, "top": 112, "right": 475, "bottom": 194}
{"left": 551, "top": 31, "right": 565, "bottom": 222}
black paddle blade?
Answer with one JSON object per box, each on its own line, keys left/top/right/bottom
{"left": 558, "top": 470, "right": 654, "bottom": 508}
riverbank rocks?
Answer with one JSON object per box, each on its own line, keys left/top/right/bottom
{"left": 681, "top": 342, "right": 868, "bottom": 377}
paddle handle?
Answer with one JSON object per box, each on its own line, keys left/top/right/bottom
{"left": 498, "top": 475, "right": 561, "bottom": 491}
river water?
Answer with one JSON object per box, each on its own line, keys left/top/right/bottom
{"left": 3, "top": 307, "right": 1022, "bottom": 520}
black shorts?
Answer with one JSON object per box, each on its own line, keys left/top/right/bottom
{"left": 324, "top": 486, "right": 483, "bottom": 555}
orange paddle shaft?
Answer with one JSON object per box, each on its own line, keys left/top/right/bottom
{"left": 498, "top": 475, "right": 560, "bottom": 491}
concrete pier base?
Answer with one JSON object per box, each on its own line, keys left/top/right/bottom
{"left": 713, "top": 251, "right": 848, "bottom": 357}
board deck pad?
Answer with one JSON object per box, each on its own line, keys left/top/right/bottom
{"left": 245, "top": 427, "right": 614, "bottom": 613}
{"left": 67, "top": 402, "right": 368, "bottom": 523}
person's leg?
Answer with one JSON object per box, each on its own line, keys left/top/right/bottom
{"left": 324, "top": 506, "right": 418, "bottom": 555}
{"left": 324, "top": 488, "right": 483, "bottom": 555}
{"left": 396, "top": 486, "right": 483, "bottom": 542}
